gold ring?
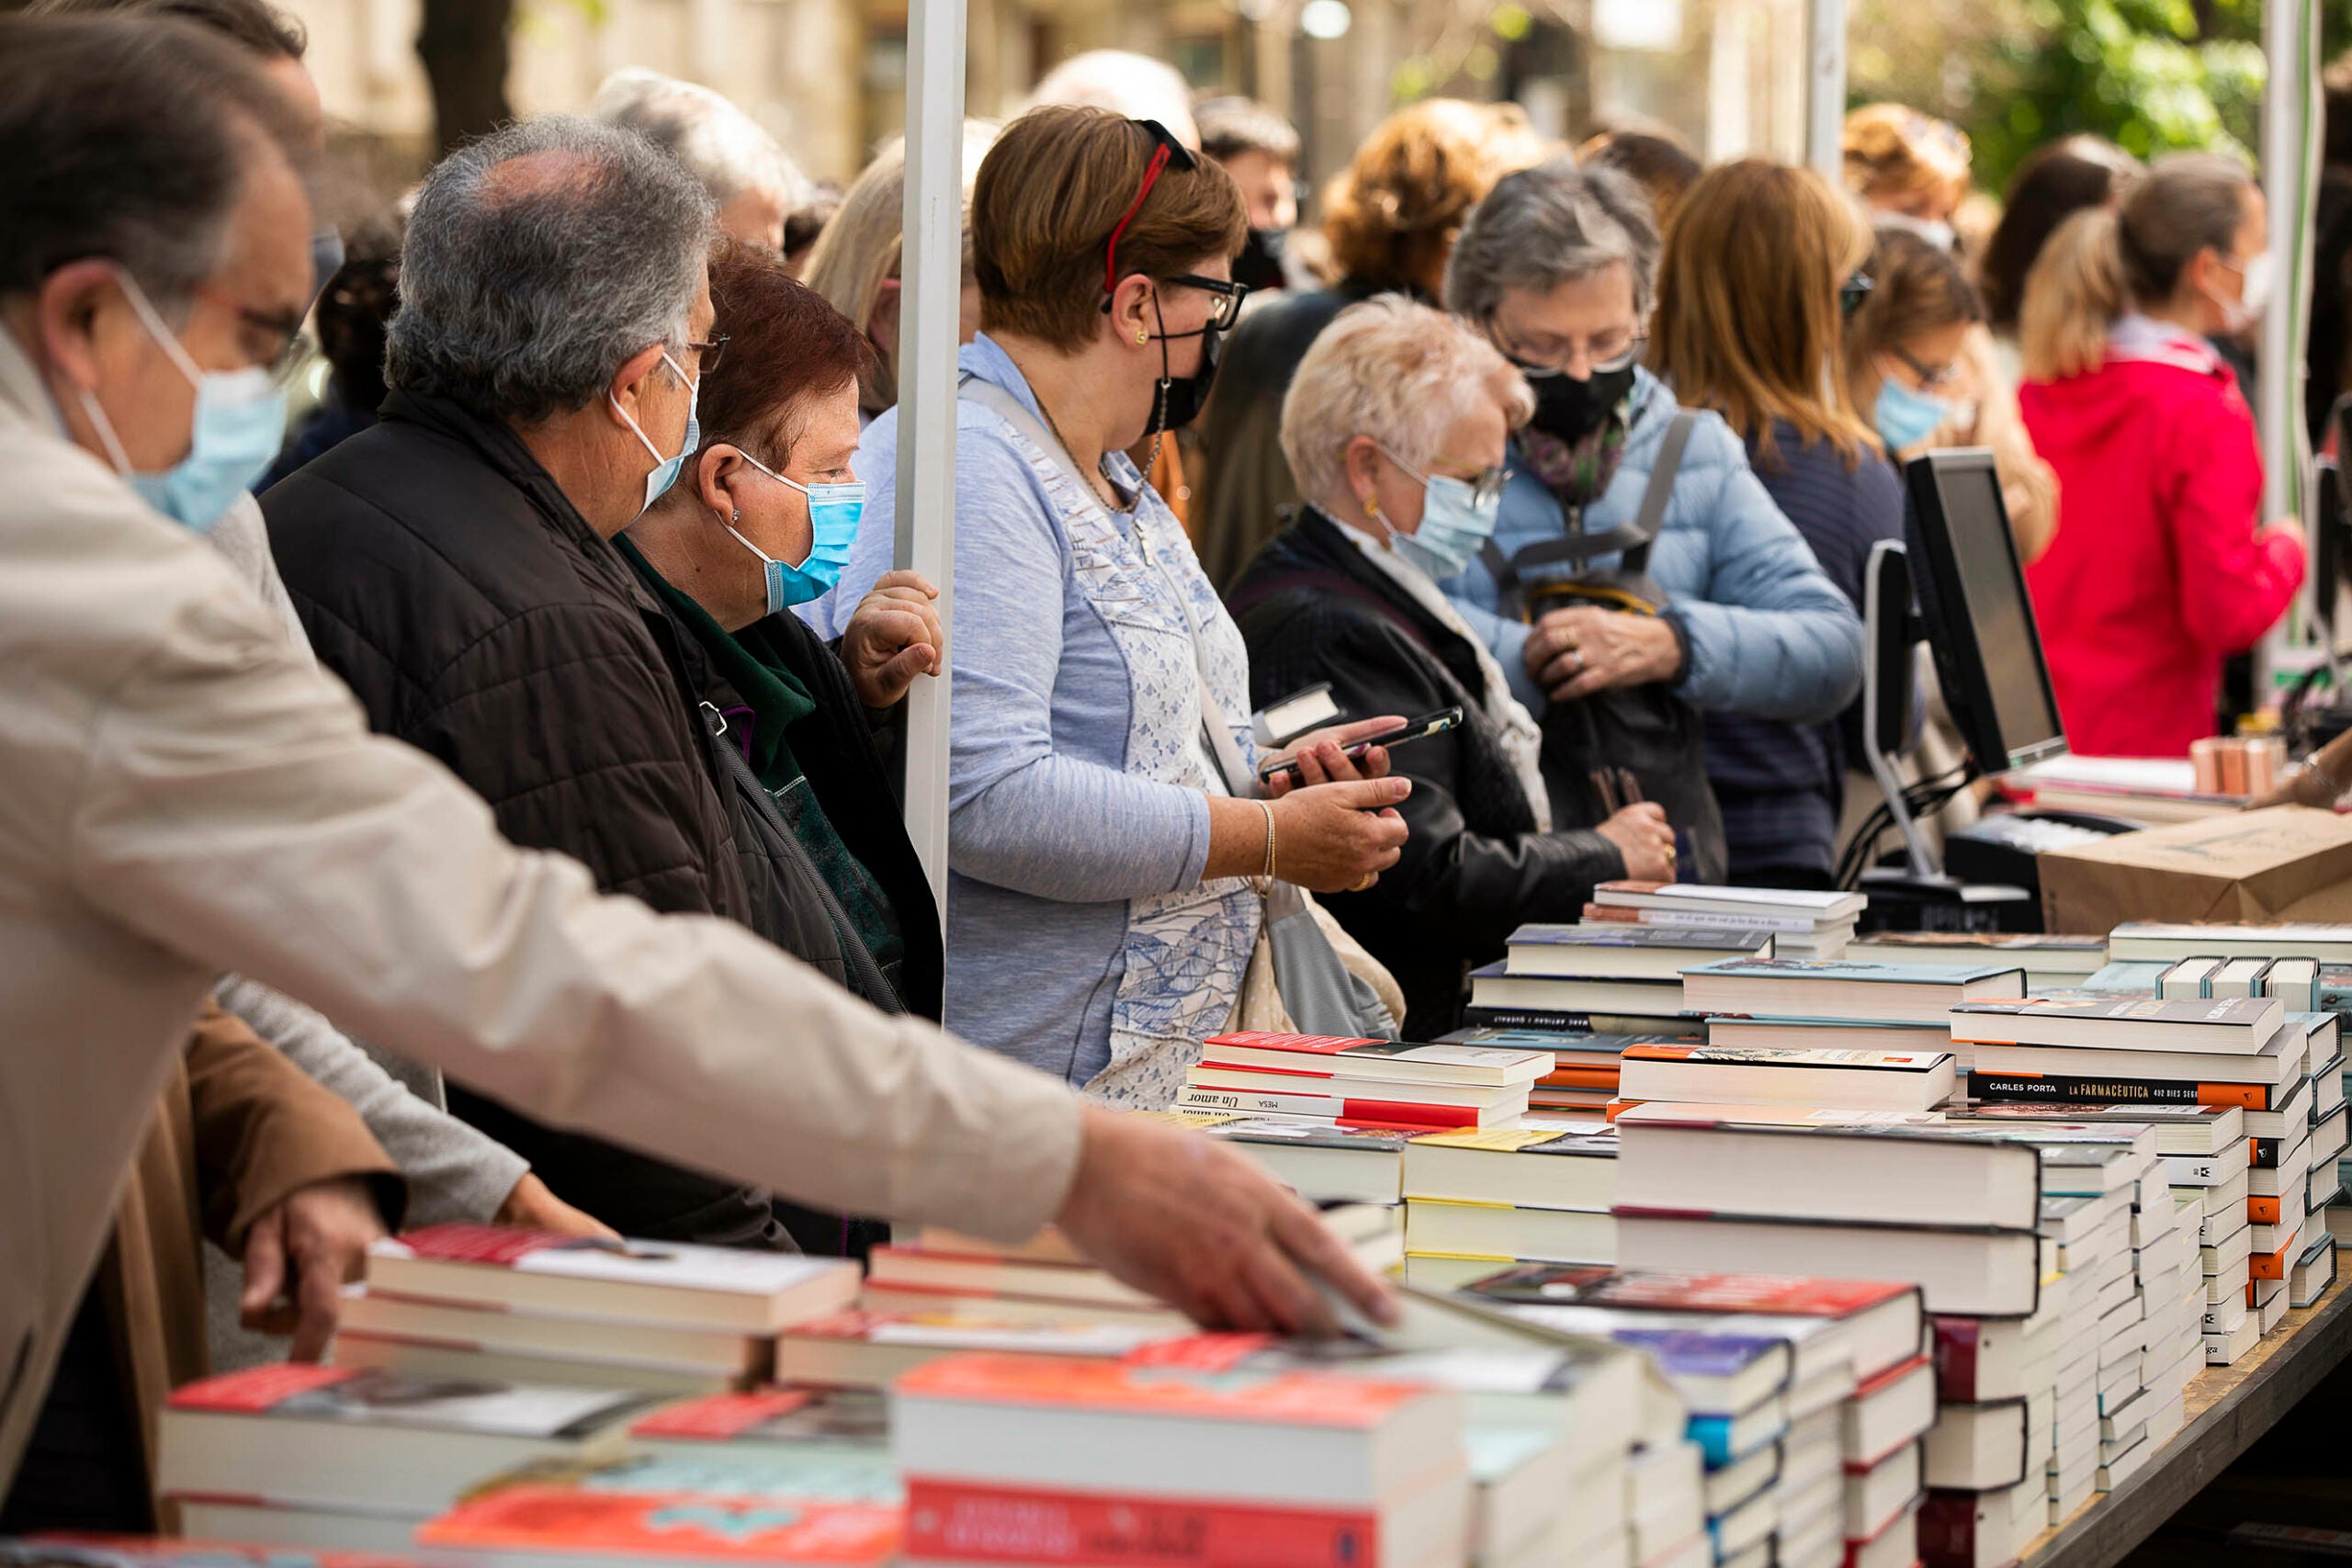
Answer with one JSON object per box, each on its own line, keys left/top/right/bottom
{"left": 1352, "top": 874, "right": 1376, "bottom": 892}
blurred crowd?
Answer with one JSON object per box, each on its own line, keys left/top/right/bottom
{"left": 0, "top": 0, "right": 2323, "bottom": 1529}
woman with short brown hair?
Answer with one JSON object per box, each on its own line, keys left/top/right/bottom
{"left": 821, "top": 107, "right": 1408, "bottom": 1103}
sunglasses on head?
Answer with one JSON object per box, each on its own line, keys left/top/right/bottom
{"left": 1096, "top": 119, "right": 1251, "bottom": 331}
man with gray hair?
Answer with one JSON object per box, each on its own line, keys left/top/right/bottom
{"left": 594, "top": 67, "right": 812, "bottom": 253}
{"left": 263, "top": 116, "right": 788, "bottom": 1244}
{"left": 2, "top": 16, "right": 1391, "bottom": 1490}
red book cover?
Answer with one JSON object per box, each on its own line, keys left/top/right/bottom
{"left": 892, "top": 1353, "right": 1428, "bottom": 1428}
{"left": 1932, "top": 1318, "right": 1983, "bottom": 1404}
{"left": 631, "top": 1391, "right": 821, "bottom": 1441}
{"left": 1202, "top": 1032, "right": 1386, "bottom": 1055}
{"left": 1854, "top": 1352, "right": 1931, "bottom": 1401}
{"left": 904, "top": 1477, "right": 1385, "bottom": 1568}
{"left": 418, "top": 1485, "right": 899, "bottom": 1563}
{"left": 1915, "top": 1490, "right": 1982, "bottom": 1566}
{"left": 28, "top": 1537, "right": 425, "bottom": 1568}
{"left": 166, "top": 1363, "right": 356, "bottom": 1412}
{"left": 1472, "top": 1264, "right": 1913, "bottom": 1318}
{"left": 390, "top": 1223, "right": 574, "bottom": 1267}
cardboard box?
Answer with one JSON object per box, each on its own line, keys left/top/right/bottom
{"left": 2040, "top": 807, "right": 2352, "bottom": 934}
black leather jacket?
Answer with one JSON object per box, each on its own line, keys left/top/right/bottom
{"left": 1229, "top": 509, "right": 1625, "bottom": 1036}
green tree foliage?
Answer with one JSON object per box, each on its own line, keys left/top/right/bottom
{"left": 1963, "top": 0, "right": 2267, "bottom": 192}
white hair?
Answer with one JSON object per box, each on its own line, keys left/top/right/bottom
{"left": 593, "top": 68, "right": 813, "bottom": 214}
{"left": 1280, "top": 295, "right": 1535, "bottom": 510}
{"left": 1025, "top": 51, "right": 1199, "bottom": 150}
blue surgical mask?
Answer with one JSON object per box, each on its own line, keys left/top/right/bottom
{"left": 613, "top": 352, "right": 700, "bottom": 515}
{"left": 1372, "top": 442, "right": 1504, "bottom": 582}
{"left": 76, "top": 268, "right": 287, "bottom": 534}
{"left": 729, "top": 449, "right": 865, "bottom": 614}
{"left": 1873, "top": 376, "right": 1951, "bottom": 453}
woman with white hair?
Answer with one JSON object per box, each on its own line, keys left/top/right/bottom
{"left": 1228, "top": 297, "right": 1674, "bottom": 1036}
{"left": 594, "top": 67, "right": 812, "bottom": 251}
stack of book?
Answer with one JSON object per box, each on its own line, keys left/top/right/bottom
{"left": 153, "top": 1362, "right": 650, "bottom": 1549}
{"left": 1450, "top": 1027, "right": 1704, "bottom": 1116}
{"left": 1847, "top": 931, "right": 2109, "bottom": 993}
{"left": 1197, "top": 1115, "right": 1413, "bottom": 1205}
{"left": 331, "top": 1224, "right": 860, "bottom": 1396}
{"left": 888, "top": 1350, "right": 1475, "bottom": 1568}
{"left": 1465, "top": 1264, "right": 1928, "bottom": 1568}
{"left": 1612, "top": 1042, "right": 1956, "bottom": 1116}
{"left": 1953, "top": 997, "right": 2313, "bottom": 1364}
{"left": 1397, "top": 1125, "right": 1620, "bottom": 1289}
{"left": 1465, "top": 923, "right": 1771, "bottom": 1035}
{"left": 780, "top": 1207, "right": 1406, "bottom": 1386}
{"left": 1176, "top": 1031, "right": 1552, "bottom": 1131}
{"left": 1580, "top": 882, "right": 1865, "bottom": 960}
{"left": 2107, "top": 921, "right": 2352, "bottom": 969}
{"left": 1680, "top": 958, "right": 2026, "bottom": 1077}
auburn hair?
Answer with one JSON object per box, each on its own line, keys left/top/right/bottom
{"left": 972, "top": 105, "right": 1244, "bottom": 351}
{"left": 695, "top": 239, "right": 876, "bottom": 467}
{"left": 1842, "top": 103, "right": 1971, "bottom": 214}
{"left": 1651, "top": 159, "right": 1878, "bottom": 468}
{"left": 1320, "top": 99, "right": 1550, "bottom": 293}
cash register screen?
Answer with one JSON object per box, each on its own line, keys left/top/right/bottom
{"left": 1907, "top": 450, "right": 2067, "bottom": 773}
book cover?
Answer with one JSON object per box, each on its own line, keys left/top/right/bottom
{"left": 1622, "top": 1043, "right": 1951, "bottom": 1073}
{"left": 629, "top": 1389, "right": 888, "bottom": 1449}
{"left": 1967, "top": 1071, "right": 2282, "bottom": 1111}
{"left": 893, "top": 1353, "right": 1429, "bottom": 1428}
{"left": 1465, "top": 1264, "right": 1911, "bottom": 1318}
{"left": 418, "top": 1484, "right": 899, "bottom": 1563}
{"left": 1596, "top": 882, "right": 1866, "bottom": 919}
{"left": 1206, "top": 1120, "right": 1414, "bottom": 1155}
{"left": 374, "top": 1226, "right": 851, "bottom": 1301}
{"left": 1510, "top": 925, "right": 1771, "bottom": 951}
{"left": 1950, "top": 995, "right": 2281, "bottom": 1037}
{"left": 1407, "top": 1126, "right": 1620, "bottom": 1159}
{"left": 1200, "top": 1032, "right": 1551, "bottom": 1079}
{"left": 1176, "top": 1085, "right": 1483, "bottom": 1128}
{"left": 165, "top": 1363, "right": 645, "bottom": 1438}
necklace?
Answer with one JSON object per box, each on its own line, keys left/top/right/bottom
{"left": 1034, "top": 392, "right": 1121, "bottom": 508}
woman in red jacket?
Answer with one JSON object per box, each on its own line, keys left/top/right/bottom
{"left": 2018, "top": 152, "right": 2305, "bottom": 758}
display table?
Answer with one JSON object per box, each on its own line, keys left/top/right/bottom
{"left": 2018, "top": 1279, "right": 2352, "bottom": 1568}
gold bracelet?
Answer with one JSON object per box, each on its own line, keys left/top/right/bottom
{"left": 1259, "top": 799, "right": 1277, "bottom": 879}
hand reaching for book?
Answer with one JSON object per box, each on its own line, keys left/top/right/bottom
{"left": 1053, "top": 1107, "right": 1398, "bottom": 1336}
{"left": 240, "top": 1175, "right": 387, "bottom": 1361}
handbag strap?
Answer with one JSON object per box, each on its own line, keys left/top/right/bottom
{"left": 1483, "top": 410, "right": 1699, "bottom": 613}
{"left": 959, "top": 370, "right": 1261, "bottom": 802}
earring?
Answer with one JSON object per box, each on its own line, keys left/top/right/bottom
{"left": 731, "top": 510, "right": 741, "bottom": 524}
{"left": 1363, "top": 494, "right": 1383, "bottom": 520}
{"left": 1136, "top": 330, "right": 1149, "bottom": 344}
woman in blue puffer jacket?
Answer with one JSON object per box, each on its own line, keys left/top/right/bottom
{"left": 1435, "top": 158, "right": 1865, "bottom": 878}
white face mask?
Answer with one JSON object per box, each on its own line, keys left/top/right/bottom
{"left": 2219, "top": 253, "right": 2273, "bottom": 333}
{"left": 1880, "top": 211, "right": 1957, "bottom": 253}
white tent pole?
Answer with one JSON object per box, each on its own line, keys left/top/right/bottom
{"left": 1804, "top": 0, "right": 1846, "bottom": 176}
{"left": 896, "top": 0, "right": 968, "bottom": 922}
{"left": 2260, "top": 0, "right": 2317, "bottom": 527}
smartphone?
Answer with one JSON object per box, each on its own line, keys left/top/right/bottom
{"left": 1256, "top": 706, "right": 1464, "bottom": 786}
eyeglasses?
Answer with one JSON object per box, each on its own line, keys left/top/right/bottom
{"left": 1839, "top": 272, "right": 1875, "bottom": 318}
{"left": 684, "top": 332, "right": 730, "bottom": 373}
{"left": 1889, "top": 343, "right": 1962, "bottom": 390}
{"left": 192, "top": 284, "right": 307, "bottom": 379}
{"left": 1162, "top": 273, "right": 1250, "bottom": 332}
{"left": 1374, "top": 439, "right": 1511, "bottom": 509}
{"left": 1102, "top": 119, "right": 1197, "bottom": 305}
{"left": 1486, "top": 317, "right": 1645, "bottom": 378}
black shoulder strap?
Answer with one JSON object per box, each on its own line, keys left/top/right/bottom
{"left": 1623, "top": 411, "right": 1699, "bottom": 575}
{"left": 1227, "top": 567, "right": 1441, "bottom": 658}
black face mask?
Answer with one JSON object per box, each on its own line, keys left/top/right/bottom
{"left": 1232, "top": 228, "right": 1288, "bottom": 294}
{"left": 1526, "top": 363, "right": 1636, "bottom": 446}
{"left": 1150, "top": 295, "right": 1222, "bottom": 434}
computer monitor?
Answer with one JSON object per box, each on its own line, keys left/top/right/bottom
{"left": 1903, "top": 448, "right": 2068, "bottom": 775}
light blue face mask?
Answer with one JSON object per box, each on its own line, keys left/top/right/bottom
{"left": 728, "top": 449, "right": 866, "bottom": 615}
{"left": 1873, "top": 375, "right": 1951, "bottom": 453}
{"left": 77, "top": 269, "right": 287, "bottom": 534}
{"left": 613, "top": 352, "right": 700, "bottom": 515}
{"left": 1374, "top": 441, "right": 1505, "bottom": 582}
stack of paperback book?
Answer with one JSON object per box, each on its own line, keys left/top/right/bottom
{"left": 1952, "top": 996, "right": 2322, "bottom": 1363}
{"left": 153, "top": 1362, "right": 650, "bottom": 1550}
{"left": 1176, "top": 1032, "right": 1553, "bottom": 1131}
{"left": 1450, "top": 1027, "right": 1703, "bottom": 1116}
{"left": 1847, "top": 931, "right": 2109, "bottom": 993}
{"left": 1612, "top": 1041, "right": 1956, "bottom": 1117}
{"left": 1396, "top": 1125, "right": 1620, "bottom": 1289}
{"left": 1580, "top": 883, "right": 1865, "bottom": 960}
{"left": 1680, "top": 958, "right": 2026, "bottom": 1077}
{"left": 1465, "top": 923, "right": 1771, "bottom": 1035}
{"left": 777, "top": 1207, "right": 1405, "bottom": 1386}
{"left": 1466, "top": 1264, "right": 1928, "bottom": 1568}
{"left": 331, "top": 1224, "right": 860, "bottom": 1396}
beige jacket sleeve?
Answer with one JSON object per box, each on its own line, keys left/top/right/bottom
{"left": 63, "top": 531, "right": 1083, "bottom": 1244}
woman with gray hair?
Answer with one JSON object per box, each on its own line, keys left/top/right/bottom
{"left": 1433, "top": 155, "right": 1863, "bottom": 882}
{"left": 594, "top": 68, "right": 813, "bottom": 252}
{"left": 1229, "top": 297, "right": 1673, "bottom": 1035}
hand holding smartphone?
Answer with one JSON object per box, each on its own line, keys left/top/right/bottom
{"left": 1257, "top": 707, "right": 1464, "bottom": 787}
